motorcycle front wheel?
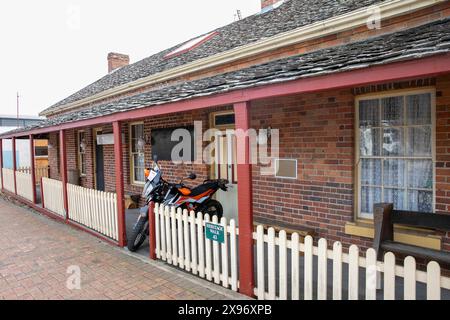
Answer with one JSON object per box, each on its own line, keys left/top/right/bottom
{"left": 127, "top": 218, "right": 147, "bottom": 252}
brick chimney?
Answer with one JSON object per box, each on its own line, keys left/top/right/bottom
{"left": 107, "top": 52, "right": 129, "bottom": 73}
{"left": 261, "top": 0, "right": 277, "bottom": 10}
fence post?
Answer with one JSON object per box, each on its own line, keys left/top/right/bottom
{"left": 59, "top": 130, "right": 69, "bottom": 221}
{"left": 29, "top": 134, "right": 37, "bottom": 204}
{"left": 233, "top": 101, "right": 255, "bottom": 298}
{"left": 149, "top": 201, "right": 157, "bottom": 259}
{"left": 12, "top": 137, "right": 17, "bottom": 195}
{"left": 40, "top": 177, "right": 45, "bottom": 209}
{"left": 113, "top": 121, "right": 126, "bottom": 247}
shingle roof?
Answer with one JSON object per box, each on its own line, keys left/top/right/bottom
{"left": 40, "top": 0, "right": 386, "bottom": 115}
{"left": 5, "top": 17, "right": 450, "bottom": 137}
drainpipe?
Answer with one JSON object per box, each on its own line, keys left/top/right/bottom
{"left": 29, "top": 135, "right": 37, "bottom": 204}
{"left": 233, "top": 101, "right": 255, "bottom": 298}
{"left": 113, "top": 121, "right": 126, "bottom": 247}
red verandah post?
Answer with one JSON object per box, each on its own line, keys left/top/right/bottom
{"left": 59, "top": 130, "right": 69, "bottom": 221}
{"left": 0, "top": 138, "right": 3, "bottom": 191}
{"left": 148, "top": 201, "right": 156, "bottom": 260}
{"left": 12, "top": 137, "right": 17, "bottom": 195}
{"left": 29, "top": 134, "right": 37, "bottom": 204}
{"left": 113, "top": 121, "right": 126, "bottom": 247}
{"left": 233, "top": 101, "right": 255, "bottom": 298}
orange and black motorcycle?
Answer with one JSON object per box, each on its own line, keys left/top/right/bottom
{"left": 127, "top": 156, "right": 229, "bottom": 252}
{"left": 162, "top": 174, "right": 229, "bottom": 219}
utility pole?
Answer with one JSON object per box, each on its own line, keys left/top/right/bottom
{"left": 16, "top": 92, "right": 20, "bottom": 127}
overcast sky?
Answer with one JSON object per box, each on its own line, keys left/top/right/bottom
{"left": 0, "top": 0, "right": 261, "bottom": 117}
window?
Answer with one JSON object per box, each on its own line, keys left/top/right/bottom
{"left": 164, "top": 32, "right": 218, "bottom": 59}
{"left": 130, "top": 123, "right": 145, "bottom": 184}
{"left": 356, "top": 90, "right": 435, "bottom": 218}
{"left": 35, "top": 146, "right": 48, "bottom": 157}
{"left": 78, "top": 131, "right": 87, "bottom": 176}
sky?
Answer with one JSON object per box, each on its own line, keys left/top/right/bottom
{"left": 0, "top": 0, "right": 262, "bottom": 117}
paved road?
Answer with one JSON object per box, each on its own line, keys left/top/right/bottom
{"left": 0, "top": 196, "right": 244, "bottom": 300}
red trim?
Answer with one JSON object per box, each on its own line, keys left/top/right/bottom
{"left": 2, "top": 189, "right": 119, "bottom": 247}
{"left": 3, "top": 54, "right": 450, "bottom": 140}
{"left": 12, "top": 137, "right": 17, "bottom": 195}
{"left": 59, "top": 130, "right": 69, "bottom": 220}
{"left": 148, "top": 201, "right": 156, "bottom": 260}
{"left": 234, "top": 101, "right": 255, "bottom": 298}
{"left": 113, "top": 121, "right": 127, "bottom": 247}
{"left": 29, "top": 135, "right": 37, "bottom": 204}
{"left": 164, "top": 32, "right": 219, "bottom": 59}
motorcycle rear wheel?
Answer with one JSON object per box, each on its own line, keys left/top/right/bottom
{"left": 202, "top": 199, "right": 223, "bottom": 220}
{"left": 127, "top": 219, "right": 147, "bottom": 252}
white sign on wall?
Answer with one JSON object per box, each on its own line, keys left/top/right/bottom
{"left": 96, "top": 133, "right": 114, "bottom": 145}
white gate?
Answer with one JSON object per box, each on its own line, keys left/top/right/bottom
{"left": 154, "top": 204, "right": 239, "bottom": 291}
{"left": 253, "top": 226, "right": 450, "bottom": 300}
{"left": 2, "top": 168, "right": 15, "bottom": 193}
{"left": 16, "top": 171, "right": 33, "bottom": 201}
{"left": 67, "top": 184, "right": 119, "bottom": 241}
{"left": 42, "top": 177, "right": 65, "bottom": 217}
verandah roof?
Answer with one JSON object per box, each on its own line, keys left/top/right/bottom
{"left": 2, "top": 17, "right": 450, "bottom": 138}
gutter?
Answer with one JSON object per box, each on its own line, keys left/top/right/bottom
{"left": 41, "top": 0, "right": 445, "bottom": 117}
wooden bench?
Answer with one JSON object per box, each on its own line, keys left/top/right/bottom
{"left": 373, "top": 203, "right": 450, "bottom": 266}
{"left": 125, "top": 193, "right": 141, "bottom": 209}
{"left": 253, "top": 216, "right": 315, "bottom": 241}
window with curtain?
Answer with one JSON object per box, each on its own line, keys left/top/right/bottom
{"left": 78, "top": 131, "right": 86, "bottom": 176}
{"left": 357, "top": 92, "right": 434, "bottom": 218}
{"left": 130, "top": 123, "right": 145, "bottom": 184}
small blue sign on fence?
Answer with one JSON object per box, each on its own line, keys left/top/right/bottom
{"left": 205, "top": 222, "right": 225, "bottom": 243}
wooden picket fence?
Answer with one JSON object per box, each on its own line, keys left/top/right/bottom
{"left": 41, "top": 177, "right": 65, "bottom": 217}
{"left": 15, "top": 171, "right": 33, "bottom": 202}
{"left": 67, "top": 184, "right": 119, "bottom": 241}
{"left": 18, "top": 166, "right": 49, "bottom": 184}
{"left": 154, "top": 204, "right": 239, "bottom": 291}
{"left": 254, "top": 226, "right": 450, "bottom": 300}
{"left": 2, "top": 168, "right": 15, "bottom": 193}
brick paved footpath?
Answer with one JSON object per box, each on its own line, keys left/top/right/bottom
{"left": 0, "top": 196, "right": 246, "bottom": 300}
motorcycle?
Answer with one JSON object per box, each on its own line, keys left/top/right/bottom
{"left": 127, "top": 157, "right": 229, "bottom": 252}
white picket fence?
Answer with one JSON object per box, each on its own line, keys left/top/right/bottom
{"left": 254, "top": 226, "right": 450, "bottom": 300}
{"left": 15, "top": 171, "right": 33, "bottom": 202}
{"left": 67, "top": 184, "right": 119, "bottom": 241}
{"left": 42, "top": 177, "right": 65, "bottom": 217}
{"left": 18, "top": 166, "right": 49, "bottom": 184}
{"left": 2, "top": 168, "right": 15, "bottom": 193}
{"left": 154, "top": 204, "right": 239, "bottom": 291}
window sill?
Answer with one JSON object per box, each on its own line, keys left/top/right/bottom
{"left": 344, "top": 220, "right": 441, "bottom": 250}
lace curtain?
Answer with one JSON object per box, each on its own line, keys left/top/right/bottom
{"left": 359, "top": 93, "right": 433, "bottom": 216}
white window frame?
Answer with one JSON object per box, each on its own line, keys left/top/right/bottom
{"left": 77, "top": 130, "right": 86, "bottom": 177}
{"left": 129, "top": 122, "right": 146, "bottom": 185}
{"left": 355, "top": 88, "right": 436, "bottom": 220}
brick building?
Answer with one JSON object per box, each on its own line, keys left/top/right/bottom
{"left": 1, "top": 0, "right": 450, "bottom": 296}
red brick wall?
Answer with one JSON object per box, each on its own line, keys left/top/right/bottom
{"left": 251, "top": 75, "right": 450, "bottom": 252}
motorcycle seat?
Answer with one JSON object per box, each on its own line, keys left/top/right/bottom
{"left": 188, "top": 182, "right": 218, "bottom": 197}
